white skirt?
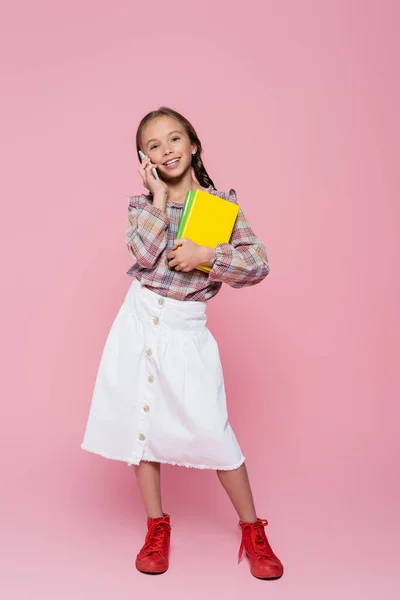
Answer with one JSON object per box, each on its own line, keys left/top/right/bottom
{"left": 81, "top": 277, "right": 245, "bottom": 470}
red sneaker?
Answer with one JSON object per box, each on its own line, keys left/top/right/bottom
{"left": 135, "top": 513, "right": 171, "bottom": 574}
{"left": 238, "top": 518, "right": 284, "bottom": 579}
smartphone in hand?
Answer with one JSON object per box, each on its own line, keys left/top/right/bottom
{"left": 139, "top": 150, "right": 160, "bottom": 180}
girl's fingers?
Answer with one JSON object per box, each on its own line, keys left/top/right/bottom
{"left": 142, "top": 161, "right": 149, "bottom": 183}
{"left": 144, "top": 160, "right": 157, "bottom": 182}
{"left": 148, "top": 163, "right": 156, "bottom": 179}
{"left": 139, "top": 156, "right": 150, "bottom": 168}
{"left": 138, "top": 157, "right": 151, "bottom": 186}
{"left": 172, "top": 239, "right": 185, "bottom": 250}
{"left": 143, "top": 161, "right": 156, "bottom": 188}
{"left": 138, "top": 156, "right": 151, "bottom": 176}
{"left": 141, "top": 166, "right": 150, "bottom": 190}
{"left": 168, "top": 258, "right": 188, "bottom": 271}
{"left": 138, "top": 155, "right": 167, "bottom": 195}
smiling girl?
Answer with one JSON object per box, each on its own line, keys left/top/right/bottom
{"left": 81, "top": 106, "right": 284, "bottom": 580}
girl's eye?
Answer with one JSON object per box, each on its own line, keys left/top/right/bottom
{"left": 150, "top": 137, "right": 179, "bottom": 150}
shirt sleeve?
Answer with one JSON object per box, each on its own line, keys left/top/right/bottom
{"left": 207, "top": 189, "right": 270, "bottom": 288}
{"left": 125, "top": 196, "right": 170, "bottom": 269}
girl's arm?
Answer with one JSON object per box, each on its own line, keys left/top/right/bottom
{"left": 125, "top": 195, "right": 169, "bottom": 269}
{"left": 207, "top": 189, "right": 270, "bottom": 288}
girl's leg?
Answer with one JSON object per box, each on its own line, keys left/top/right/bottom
{"left": 217, "top": 463, "right": 284, "bottom": 579}
{"left": 134, "top": 460, "right": 171, "bottom": 574}
{"left": 216, "top": 463, "right": 257, "bottom": 522}
{"left": 134, "top": 460, "right": 164, "bottom": 518}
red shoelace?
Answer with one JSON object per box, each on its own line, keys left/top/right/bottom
{"left": 139, "top": 521, "right": 171, "bottom": 557}
{"left": 238, "top": 518, "right": 277, "bottom": 563}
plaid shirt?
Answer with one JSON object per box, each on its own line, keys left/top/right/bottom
{"left": 125, "top": 186, "right": 270, "bottom": 302}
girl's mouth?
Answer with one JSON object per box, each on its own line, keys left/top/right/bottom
{"left": 163, "top": 158, "right": 181, "bottom": 169}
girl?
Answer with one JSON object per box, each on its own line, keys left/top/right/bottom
{"left": 81, "top": 107, "right": 284, "bottom": 580}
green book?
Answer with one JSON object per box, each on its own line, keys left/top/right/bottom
{"left": 176, "top": 190, "right": 195, "bottom": 239}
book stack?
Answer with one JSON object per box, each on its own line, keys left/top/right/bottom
{"left": 176, "top": 189, "right": 239, "bottom": 273}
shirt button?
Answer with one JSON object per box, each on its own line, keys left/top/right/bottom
{"left": 147, "top": 348, "right": 152, "bottom": 357}
{"left": 158, "top": 297, "right": 164, "bottom": 306}
{"left": 143, "top": 405, "right": 150, "bottom": 413}
{"left": 148, "top": 375, "right": 154, "bottom": 383}
{"left": 138, "top": 433, "right": 145, "bottom": 441}
{"left": 153, "top": 317, "right": 159, "bottom": 325}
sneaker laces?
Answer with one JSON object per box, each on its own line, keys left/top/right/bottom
{"left": 238, "top": 518, "right": 277, "bottom": 563}
{"left": 139, "top": 521, "right": 171, "bottom": 557}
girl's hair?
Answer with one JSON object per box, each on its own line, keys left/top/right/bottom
{"left": 136, "top": 106, "right": 215, "bottom": 189}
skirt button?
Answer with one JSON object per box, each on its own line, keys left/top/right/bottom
{"left": 153, "top": 317, "right": 159, "bottom": 325}
{"left": 138, "top": 433, "right": 145, "bottom": 441}
{"left": 143, "top": 405, "right": 150, "bottom": 413}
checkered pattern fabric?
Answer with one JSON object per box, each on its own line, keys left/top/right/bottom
{"left": 125, "top": 186, "right": 270, "bottom": 302}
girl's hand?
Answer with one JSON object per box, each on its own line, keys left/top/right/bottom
{"left": 138, "top": 155, "right": 168, "bottom": 197}
{"left": 167, "top": 239, "right": 214, "bottom": 272}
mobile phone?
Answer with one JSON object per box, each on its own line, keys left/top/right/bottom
{"left": 139, "top": 150, "right": 160, "bottom": 180}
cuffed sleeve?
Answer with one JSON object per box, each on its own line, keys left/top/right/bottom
{"left": 125, "top": 197, "right": 169, "bottom": 269}
{"left": 208, "top": 190, "right": 270, "bottom": 288}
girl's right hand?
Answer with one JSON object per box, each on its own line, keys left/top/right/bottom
{"left": 138, "top": 155, "right": 168, "bottom": 197}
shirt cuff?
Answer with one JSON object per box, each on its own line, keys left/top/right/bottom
{"left": 208, "top": 243, "right": 232, "bottom": 279}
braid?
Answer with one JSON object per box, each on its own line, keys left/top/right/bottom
{"left": 192, "top": 152, "right": 215, "bottom": 189}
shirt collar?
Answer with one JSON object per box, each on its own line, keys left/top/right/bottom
{"left": 166, "top": 185, "right": 214, "bottom": 208}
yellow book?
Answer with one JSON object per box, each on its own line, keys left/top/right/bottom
{"left": 177, "top": 189, "right": 239, "bottom": 273}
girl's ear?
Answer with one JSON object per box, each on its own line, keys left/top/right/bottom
{"left": 191, "top": 144, "right": 197, "bottom": 156}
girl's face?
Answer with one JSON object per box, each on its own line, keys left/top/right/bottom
{"left": 140, "top": 115, "right": 196, "bottom": 180}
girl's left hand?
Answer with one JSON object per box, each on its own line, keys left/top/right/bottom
{"left": 167, "top": 239, "right": 212, "bottom": 272}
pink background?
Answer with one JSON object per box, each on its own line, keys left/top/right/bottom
{"left": 1, "top": 1, "right": 399, "bottom": 598}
